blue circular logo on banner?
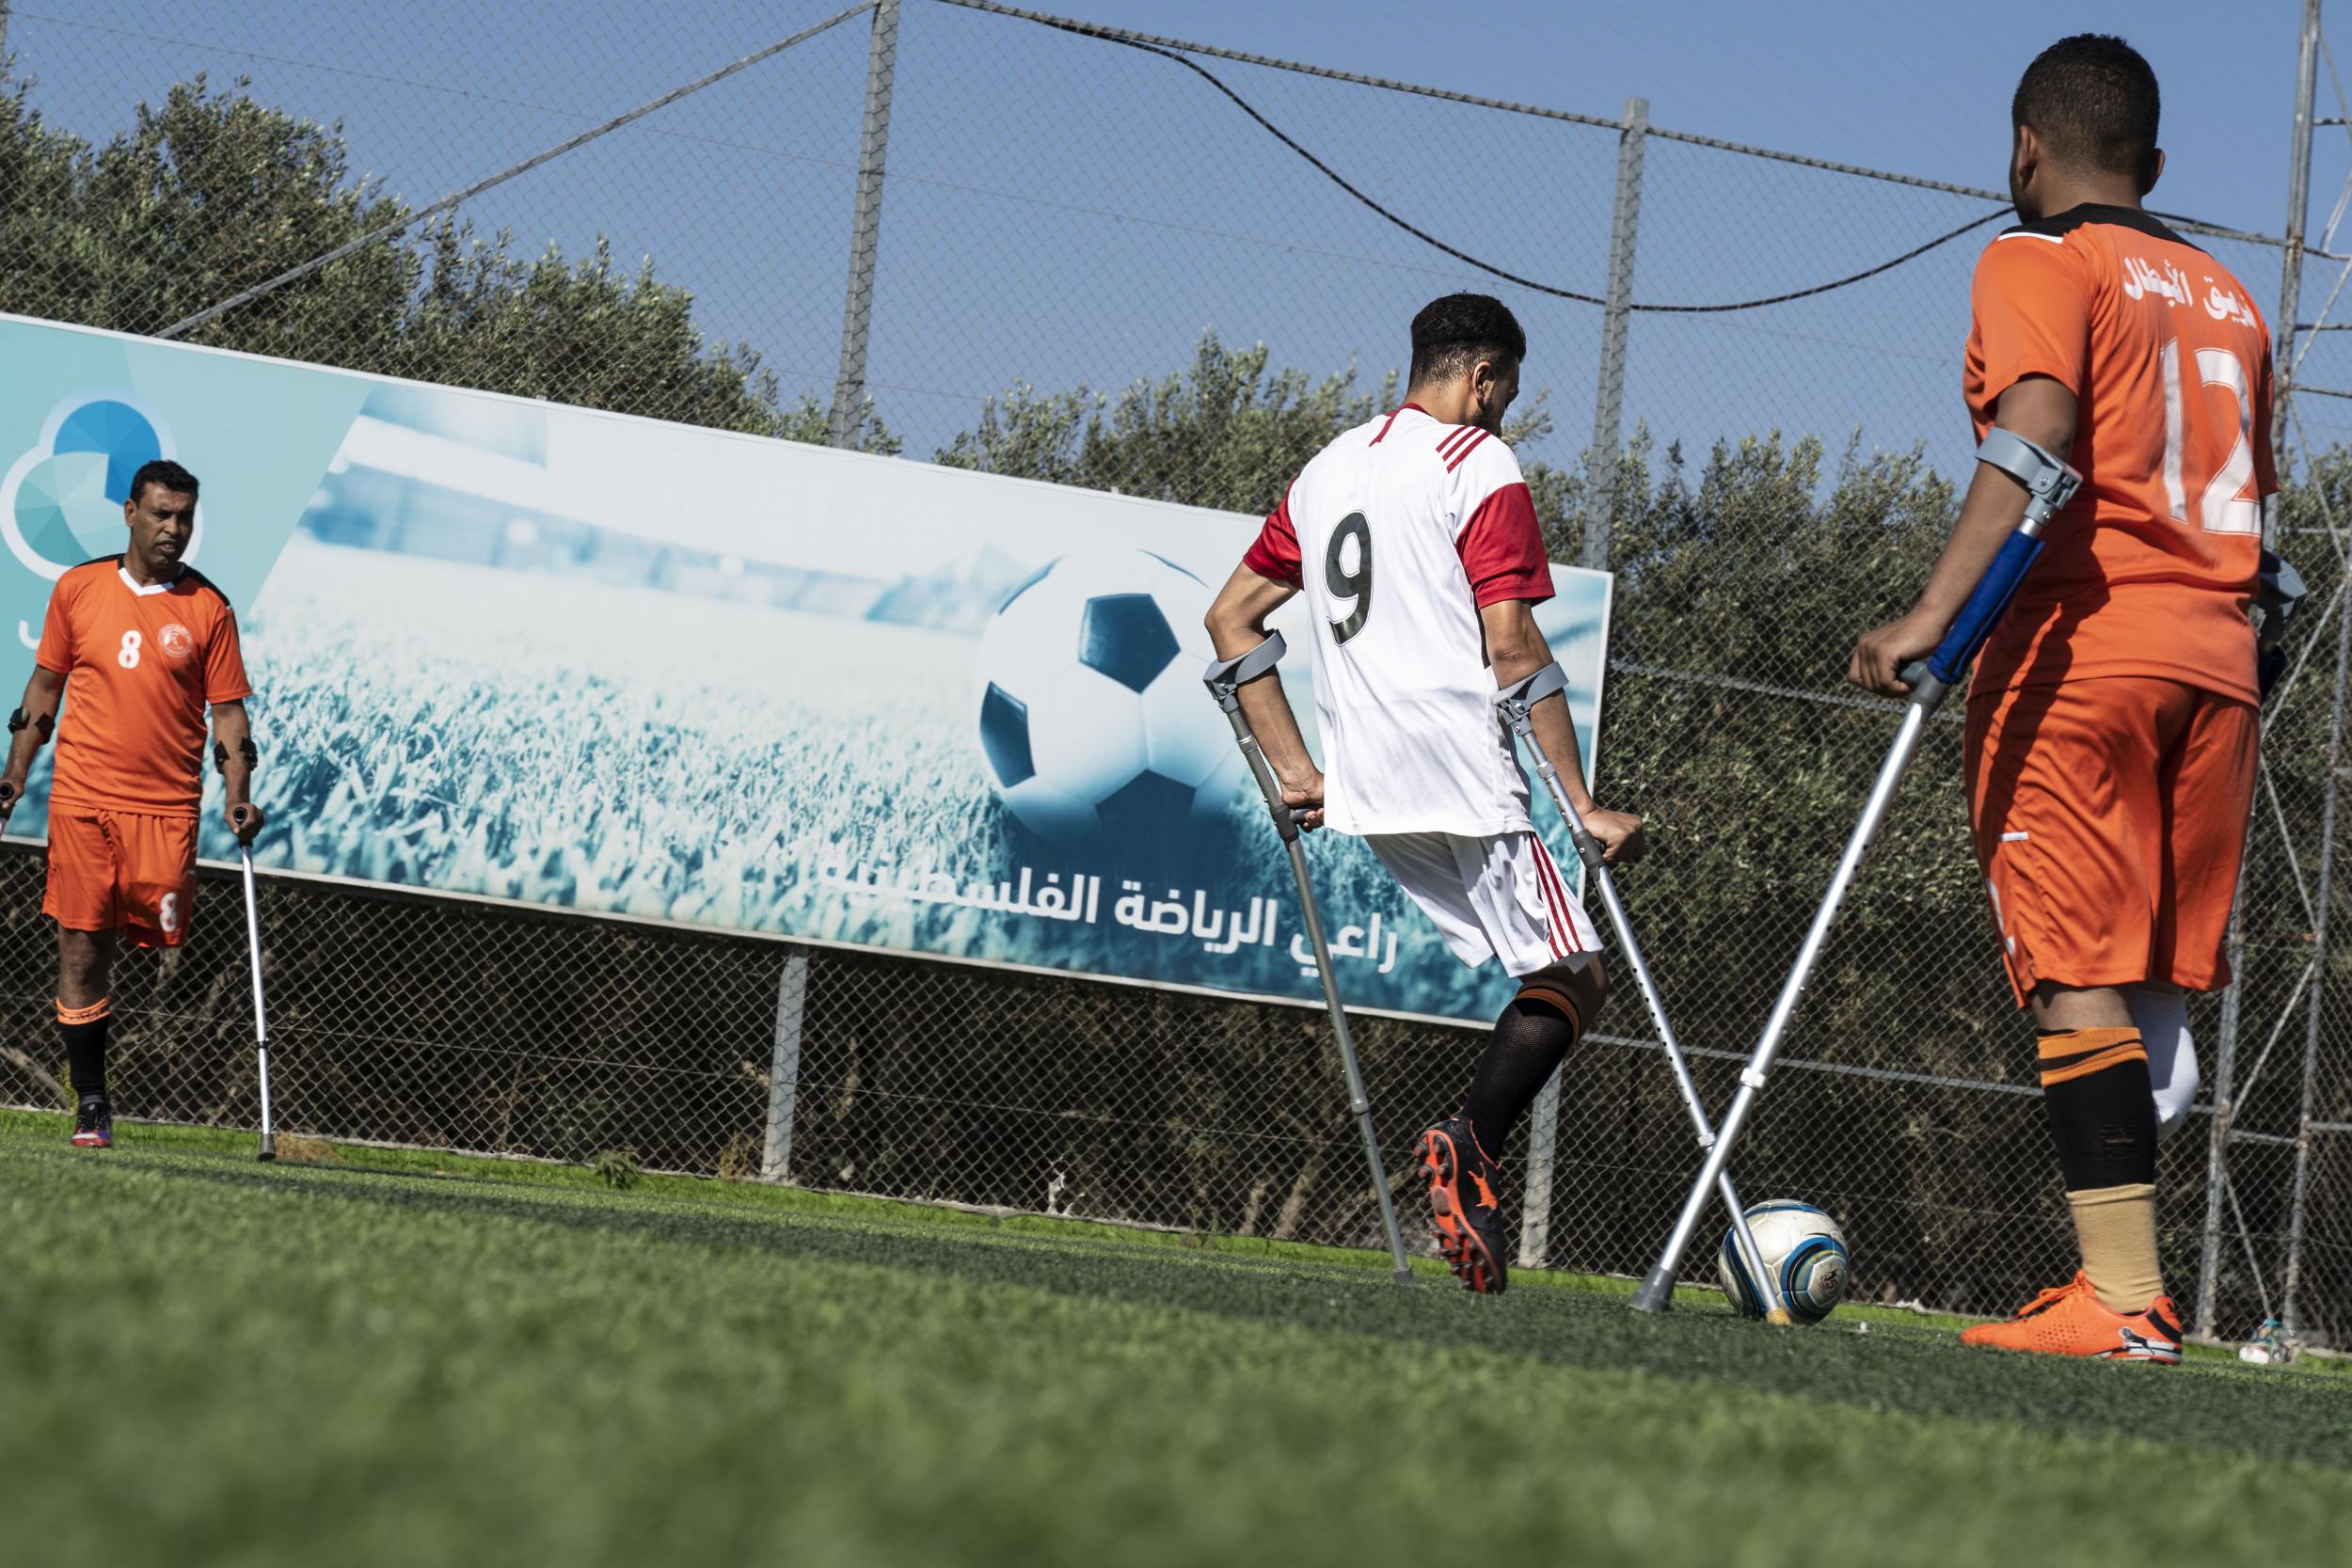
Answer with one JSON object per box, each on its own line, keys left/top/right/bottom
{"left": 2, "top": 390, "right": 198, "bottom": 581}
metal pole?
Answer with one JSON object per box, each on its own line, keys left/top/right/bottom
{"left": 1517, "top": 1068, "right": 1561, "bottom": 1268}
{"left": 828, "top": 0, "right": 900, "bottom": 450}
{"left": 761, "top": 951, "right": 810, "bottom": 1181}
{"left": 240, "top": 846, "right": 276, "bottom": 1162}
{"left": 2273, "top": 0, "right": 2322, "bottom": 473}
{"left": 1582, "top": 95, "right": 1648, "bottom": 571}
{"left": 2280, "top": 538, "right": 2352, "bottom": 1338}
{"left": 2196, "top": 842, "right": 2255, "bottom": 1338}
{"left": 2201, "top": 0, "right": 2323, "bottom": 1339}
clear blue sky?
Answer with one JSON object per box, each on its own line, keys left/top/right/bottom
{"left": 11, "top": 0, "right": 2347, "bottom": 480}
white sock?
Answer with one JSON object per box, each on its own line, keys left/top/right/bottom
{"left": 2126, "top": 985, "right": 2200, "bottom": 1142}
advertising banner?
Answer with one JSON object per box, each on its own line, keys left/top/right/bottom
{"left": 0, "top": 315, "right": 1610, "bottom": 1023}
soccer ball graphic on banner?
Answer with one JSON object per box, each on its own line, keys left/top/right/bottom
{"left": 975, "top": 546, "right": 1245, "bottom": 846}
{"left": 1718, "top": 1200, "right": 1850, "bottom": 1323}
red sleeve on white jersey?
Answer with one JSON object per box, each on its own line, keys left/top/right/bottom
{"left": 1457, "top": 483, "right": 1552, "bottom": 606}
{"left": 1242, "top": 484, "right": 1304, "bottom": 588}
{"left": 33, "top": 572, "right": 76, "bottom": 674}
{"left": 1450, "top": 436, "right": 1551, "bottom": 607}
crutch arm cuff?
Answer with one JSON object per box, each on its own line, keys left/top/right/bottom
{"left": 1202, "top": 631, "right": 1287, "bottom": 711}
{"left": 1491, "top": 661, "right": 1568, "bottom": 721}
{"left": 1976, "top": 428, "right": 2082, "bottom": 529}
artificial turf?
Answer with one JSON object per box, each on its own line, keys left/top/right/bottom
{"left": 4, "top": 1114, "right": 2345, "bottom": 1567}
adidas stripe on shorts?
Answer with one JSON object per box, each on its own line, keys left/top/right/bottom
{"left": 1366, "top": 830, "right": 1598, "bottom": 979}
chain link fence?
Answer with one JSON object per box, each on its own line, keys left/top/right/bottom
{"left": 1, "top": 0, "right": 2345, "bottom": 1343}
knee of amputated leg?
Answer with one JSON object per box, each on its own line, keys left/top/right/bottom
{"left": 56, "top": 933, "right": 110, "bottom": 1000}
{"left": 2124, "top": 984, "right": 2201, "bottom": 1142}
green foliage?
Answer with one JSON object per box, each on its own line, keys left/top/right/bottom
{"left": 937, "top": 335, "right": 1398, "bottom": 510}
{"left": 0, "top": 74, "right": 898, "bottom": 452}
{"left": 591, "top": 1146, "right": 641, "bottom": 1190}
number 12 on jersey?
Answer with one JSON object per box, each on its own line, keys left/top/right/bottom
{"left": 1327, "top": 513, "right": 1374, "bottom": 643}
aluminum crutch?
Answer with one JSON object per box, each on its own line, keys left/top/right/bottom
{"left": 1629, "top": 429, "right": 2081, "bottom": 1312}
{"left": 240, "top": 843, "right": 277, "bottom": 1162}
{"left": 1494, "top": 664, "right": 1789, "bottom": 1323}
{"left": 1205, "top": 632, "right": 1414, "bottom": 1285}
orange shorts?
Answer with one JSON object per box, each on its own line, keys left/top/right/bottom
{"left": 1965, "top": 675, "right": 2256, "bottom": 1007}
{"left": 43, "top": 808, "right": 200, "bottom": 948}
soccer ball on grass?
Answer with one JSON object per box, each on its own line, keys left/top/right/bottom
{"left": 1718, "top": 1199, "right": 1849, "bottom": 1323}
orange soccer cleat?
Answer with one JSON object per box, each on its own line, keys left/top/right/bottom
{"left": 1961, "top": 1272, "right": 2182, "bottom": 1362}
{"left": 1418, "top": 1116, "right": 1507, "bottom": 1294}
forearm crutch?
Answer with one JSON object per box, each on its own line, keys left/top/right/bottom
{"left": 1494, "top": 665, "right": 1789, "bottom": 1323}
{"left": 1629, "top": 429, "right": 2081, "bottom": 1313}
{"left": 240, "top": 844, "right": 277, "bottom": 1163}
{"left": 1205, "top": 632, "right": 1414, "bottom": 1285}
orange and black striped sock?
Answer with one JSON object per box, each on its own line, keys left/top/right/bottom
{"left": 57, "top": 996, "right": 112, "bottom": 1103}
{"left": 2037, "top": 1026, "right": 2162, "bottom": 1314}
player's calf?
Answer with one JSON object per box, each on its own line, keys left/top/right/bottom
{"left": 2037, "top": 1020, "right": 2164, "bottom": 1315}
{"left": 1420, "top": 967, "right": 1599, "bottom": 1292}
{"left": 57, "top": 994, "right": 113, "bottom": 1148}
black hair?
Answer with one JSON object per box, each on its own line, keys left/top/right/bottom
{"left": 2012, "top": 34, "right": 2161, "bottom": 189}
{"left": 1408, "top": 293, "right": 1526, "bottom": 387}
{"left": 128, "top": 458, "right": 199, "bottom": 506}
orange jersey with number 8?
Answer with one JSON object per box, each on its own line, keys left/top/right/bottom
{"left": 1964, "top": 204, "right": 2277, "bottom": 704}
{"left": 34, "top": 558, "right": 251, "bottom": 818}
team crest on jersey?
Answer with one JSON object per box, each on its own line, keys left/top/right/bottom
{"left": 158, "top": 622, "right": 195, "bottom": 661}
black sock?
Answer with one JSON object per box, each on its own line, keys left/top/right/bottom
{"left": 1460, "top": 990, "right": 1581, "bottom": 1157}
{"left": 60, "top": 1011, "right": 110, "bottom": 1103}
{"left": 2037, "top": 1027, "right": 2157, "bottom": 1190}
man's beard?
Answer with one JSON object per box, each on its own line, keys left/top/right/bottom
{"left": 2009, "top": 160, "right": 2039, "bottom": 223}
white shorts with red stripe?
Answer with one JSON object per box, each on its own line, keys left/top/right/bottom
{"left": 1363, "top": 830, "right": 1599, "bottom": 979}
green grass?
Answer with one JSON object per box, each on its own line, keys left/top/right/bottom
{"left": 5, "top": 1114, "right": 2347, "bottom": 1567}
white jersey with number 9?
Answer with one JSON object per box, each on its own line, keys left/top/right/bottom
{"left": 1241, "top": 404, "right": 1555, "bottom": 838}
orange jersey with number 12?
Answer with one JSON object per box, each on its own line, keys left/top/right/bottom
{"left": 35, "top": 558, "right": 251, "bottom": 818}
{"left": 1963, "top": 204, "right": 2277, "bottom": 704}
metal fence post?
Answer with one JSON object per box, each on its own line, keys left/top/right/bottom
{"left": 2273, "top": 0, "right": 2322, "bottom": 452}
{"left": 2195, "top": 851, "right": 2252, "bottom": 1338}
{"left": 1517, "top": 1068, "right": 1562, "bottom": 1268}
{"left": 2194, "top": 0, "right": 2320, "bottom": 1341}
{"left": 1582, "top": 95, "right": 1648, "bottom": 571}
{"left": 761, "top": 950, "right": 811, "bottom": 1181}
{"left": 2280, "top": 555, "right": 2351, "bottom": 1338}
{"left": 827, "top": 0, "right": 899, "bottom": 450}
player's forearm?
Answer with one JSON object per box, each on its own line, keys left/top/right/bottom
{"left": 3, "top": 671, "right": 63, "bottom": 784}
{"left": 1233, "top": 678, "right": 1316, "bottom": 785}
{"left": 1911, "top": 383, "right": 2079, "bottom": 628}
{"left": 211, "top": 704, "right": 255, "bottom": 806}
{"left": 1206, "top": 568, "right": 1316, "bottom": 786}
{"left": 1486, "top": 611, "right": 1597, "bottom": 812}
{"left": 1908, "top": 465, "right": 2038, "bottom": 627}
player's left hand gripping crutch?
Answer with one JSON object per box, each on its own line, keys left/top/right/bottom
{"left": 1493, "top": 665, "right": 1790, "bottom": 1323}
{"left": 1205, "top": 631, "right": 1415, "bottom": 1286}
{"left": 239, "top": 844, "right": 277, "bottom": 1163}
{"left": 1629, "top": 429, "right": 2082, "bottom": 1314}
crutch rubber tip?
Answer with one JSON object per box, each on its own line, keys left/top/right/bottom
{"left": 1629, "top": 1267, "right": 1677, "bottom": 1313}
{"left": 1763, "top": 1307, "right": 1794, "bottom": 1327}
{"left": 1391, "top": 1266, "right": 1418, "bottom": 1288}
{"left": 258, "top": 1135, "right": 276, "bottom": 1162}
